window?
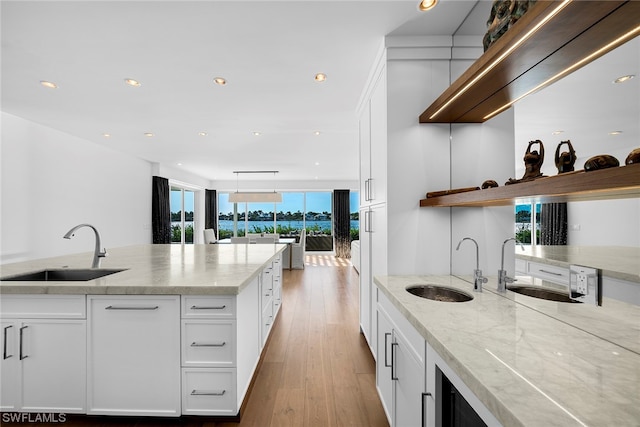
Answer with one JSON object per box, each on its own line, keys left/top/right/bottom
{"left": 171, "top": 186, "right": 195, "bottom": 244}
{"left": 350, "top": 191, "right": 359, "bottom": 241}
{"left": 515, "top": 202, "right": 540, "bottom": 245}
{"left": 276, "top": 192, "right": 304, "bottom": 236}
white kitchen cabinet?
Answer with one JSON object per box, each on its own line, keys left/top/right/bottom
{"left": 377, "top": 291, "right": 425, "bottom": 427}
{"left": 360, "top": 65, "right": 387, "bottom": 207}
{"left": 361, "top": 203, "right": 387, "bottom": 357}
{"left": 87, "top": 295, "right": 181, "bottom": 416}
{"left": 0, "top": 295, "right": 86, "bottom": 413}
{"left": 182, "top": 368, "right": 237, "bottom": 416}
{"left": 376, "top": 304, "right": 394, "bottom": 421}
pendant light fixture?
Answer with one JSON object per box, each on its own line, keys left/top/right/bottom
{"left": 228, "top": 171, "right": 282, "bottom": 203}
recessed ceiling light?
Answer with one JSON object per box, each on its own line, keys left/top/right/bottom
{"left": 177, "top": 163, "right": 183, "bottom": 166}
{"left": 418, "top": 0, "right": 438, "bottom": 11}
{"left": 253, "top": 131, "right": 261, "bottom": 136}
{"left": 613, "top": 74, "right": 635, "bottom": 84}
{"left": 124, "top": 78, "right": 141, "bottom": 87}
{"left": 40, "top": 80, "right": 58, "bottom": 89}
{"left": 198, "top": 132, "right": 207, "bottom": 136}
{"left": 609, "top": 131, "right": 623, "bottom": 135}
{"left": 213, "top": 77, "right": 226, "bottom": 86}
{"left": 314, "top": 131, "right": 321, "bottom": 136}
{"left": 552, "top": 130, "right": 564, "bottom": 135}
{"left": 103, "top": 133, "right": 111, "bottom": 138}
{"left": 314, "top": 73, "right": 327, "bottom": 82}
{"left": 144, "top": 132, "right": 154, "bottom": 137}
{"left": 315, "top": 162, "right": 320, "bottom": 166}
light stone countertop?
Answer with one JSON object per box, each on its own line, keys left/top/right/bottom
{"left": 374, "top": 274, "right": 640, "bottom": 427}
{"left": 516, "top": 245, "right": 640, "bottom": 284}
{"left": 0, "top": 244, "right": 286, "bottom": 295}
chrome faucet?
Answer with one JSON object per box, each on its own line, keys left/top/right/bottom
{"left": 456, "top": 237, "right": 487, "bottom": 292}
{"left": 63, "top": 224, "right": 107, "bottom": 268}
{"left": 497, "top": 238, "right": 525, "bottom": 292}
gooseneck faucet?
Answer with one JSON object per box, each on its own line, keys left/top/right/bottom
{"left": 63, "top": 224, "right": 107, "bottom": 268}
{"left": 456, "top": 237, "right": 487, "bottom": 292}
{"left": 497, "top": 238, "right": 525, "bottom": 292}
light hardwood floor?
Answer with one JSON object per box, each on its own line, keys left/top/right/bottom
{"left": 5, "top": 253, "right": 388, "bottom": 427}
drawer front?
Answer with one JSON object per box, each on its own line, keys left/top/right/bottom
{"left": 182, "top": 368, "right": 236, "bottom": 415}
{"left": 0, "top": 295, "right": 86, "bottom": 319}
{"left": 528, "top": 262, "right": 569, "bottom": 285}
{"left": 515, "top": 258, "right": 527, "bottom": 274}
{"left": 182, "top": 320, "right": 236, "bottom": 367}
{"left": 182, "top": 296, "right": 235, "bottom": 319}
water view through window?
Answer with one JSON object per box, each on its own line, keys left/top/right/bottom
{"left": 171, "top": 187, "right": 195, "bottom": 244}
{"left": 218, "top": 191, "right": 360, "bottom": 249}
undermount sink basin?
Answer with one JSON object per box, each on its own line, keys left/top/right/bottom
{"left": 1, "top": 268, "right": 126, "bottom": 282}
{"left": 508, "top": 285, "right": 581, "bottom": 303}
{"left": 406, "top": 284, "right": 473, "bottom": 302}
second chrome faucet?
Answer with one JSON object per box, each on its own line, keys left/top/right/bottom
{"left": 456, "top": 237, "right": 487, "bottom": 292}
{"left": 497, "top": 238, "right": 525, "bottom": 292}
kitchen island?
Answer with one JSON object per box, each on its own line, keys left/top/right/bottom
{"left": 374, "top": 274, "right": 640, "bottom": 426}
{"left": 0, "top": 244, "right": 285, "bottom": 418}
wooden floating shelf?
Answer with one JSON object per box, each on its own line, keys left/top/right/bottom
{"left": 420, "top": 164, "right": 640, "bottom": 208}
{"left": 419, "top": 0, "right": 640, "bottom": 123}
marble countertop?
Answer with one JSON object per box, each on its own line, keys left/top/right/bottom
{"left": 516, "top": 245, "right": 640, "bottom": 284}
{"left": 0, "top": 244, "right": 286, "bottom": 295}
{"left": 374, "top": 274, "right": 640, "bottom": 427}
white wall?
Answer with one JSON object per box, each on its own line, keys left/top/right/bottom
{"left": 568, "top": 199, "right": 640, "bottom": 247}
{"left": 450, "top": 110, "right": 516, "bottom": 276}
{"left": 1, "top": 112, "right": 152, "bottom": 264}
{"left": 386, "top": 58, "right": 451, "bottom": 275}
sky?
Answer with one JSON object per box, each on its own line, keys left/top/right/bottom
{"left": 171, "top": 190, "right": 360, "bottom": 215}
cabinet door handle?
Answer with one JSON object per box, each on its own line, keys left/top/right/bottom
{"left": 190, "top": 305, "right": 226, "bottom": 310}
{"left": 391, "top": 342, "right": 398, "bottom": 381}
{"left": 105, "top": 305, "right": 159, "bottom": 310}
{"left": 539, "top": 269, "right": 563, "bottom": 276}
{"left": 368, "top": 178, "right": 375, "bottom": 201}
{"left": 19, "top": 325, "right": 28, "bottom": 360}
{"left": 384, "top": 333, "right": 391, "bottom": 367}
{"left": 191, "top": 389, "right": 226, "bottom": 396}
{"left": 365, "top": 179, "right": 370, "bottom": 201}
{"left": 190, "top": 341, "right": 226, "bottom": 347}
{"left": 3, "top": 325, "right": 13, "bottom": 359}
{"left": 421, "top": 392, "right": 432, "bottom": 427}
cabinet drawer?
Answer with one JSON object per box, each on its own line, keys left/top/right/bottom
{"left": 0, "top": 295, "right": 86, "bottom": 319}
{"left": 528, "top": 262, "right": 569, "bottom": 285}
{"left": 182, "top": 320, "right": 236, "bottom": 367}
{"left": 182, "top": 296, "right": 235, "bottom": 319}
{"left": 515, "top": 258, "right": 527, "bottom": 274}
{"left": 182, "top": 368, "right": 236, "bottom": 415}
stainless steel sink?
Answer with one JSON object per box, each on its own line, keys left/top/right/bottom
{"left": 406, "top": 285, "right": 473, "bottom": 302}
{"left": 508, "top": 285, "right": 581, "bottom": 303}
{"left": 1, "top": 268, "right": 126, "bottom": 282}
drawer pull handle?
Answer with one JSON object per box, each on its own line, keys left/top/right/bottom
{"left": 190, "top": 305, "right": 226, "bottom": 310}
{"left": 191, "top": 389, "right": 226, "bottom": 396}
{"left": 191, "top": 341, "right": 226, "bottom": 347}
{"left": 105, "top": 305, "right": 159, "bottom": 310}
{"left": 3, "top": 325, "right": 13, "bottom": 360}
{"left": 539, "top": 269, "right": 563, "bottom": 276}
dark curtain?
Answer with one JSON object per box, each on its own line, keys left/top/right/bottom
{"left": 333, "top": 189, "right": 351, "bottom": 258}
{"left": 540, "top": 203, "right": 568, "bottom": 245}
{"left": 205, "top": 189, "right": 218, "bottom": 237}
{"left": 152, "top": 176, "right": 171, "bottom": 244}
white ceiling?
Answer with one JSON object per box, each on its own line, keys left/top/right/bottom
{"left": 1, "top": 0, "right": 485, "bottom": 187}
